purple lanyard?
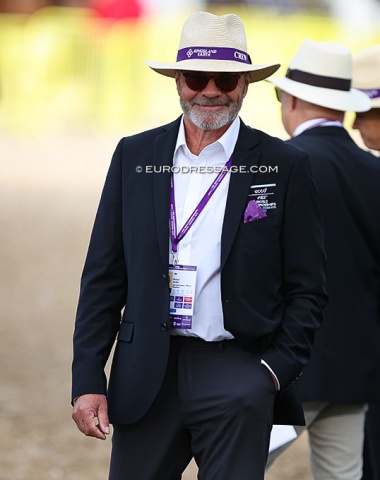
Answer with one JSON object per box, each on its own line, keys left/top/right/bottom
{"left": 170, "top": 153, "right": 233, "bottom": 264}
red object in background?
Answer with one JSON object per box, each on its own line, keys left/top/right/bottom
{"left": 92, "top": 0, "right": 142, "bottom": 19}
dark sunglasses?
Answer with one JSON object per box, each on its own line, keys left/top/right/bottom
{"left": 182, "top": 71, "right": 242, "bottom": 93}
{"left": 275, "top": 87, "right": 283, "bottom": 103}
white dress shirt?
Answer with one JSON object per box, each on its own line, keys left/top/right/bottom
{"left": 169, "top": 115, "right": 280, "bottom": 389}
{"left": 293, "top": 118, "right": 343, "bottom": 137}
{"left": 170, "top": 116, "right": 239, "bottom": 341}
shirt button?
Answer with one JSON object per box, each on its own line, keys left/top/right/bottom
{"left": 161, "top": 322, "right": 169, "bottom": 331}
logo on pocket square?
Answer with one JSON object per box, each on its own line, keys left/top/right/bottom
{"left": 244, "top": 200, "right": 267, "bottom": 223}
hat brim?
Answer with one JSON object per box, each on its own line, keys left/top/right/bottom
{"left": 268, "top": 77, "right": 371, "bottom": 112}
{"left": 370, "top": 98, "right": 380, "bottom": 109}
{"left": 145, "top": 60, "right": 280, "bottom": 83}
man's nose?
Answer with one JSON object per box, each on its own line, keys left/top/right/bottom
{"left": 201, "top": 77, "right": 222, "bottom": 95}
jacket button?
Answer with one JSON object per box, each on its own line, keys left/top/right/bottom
{"left": 161, "top": 322, "right": 168, "bottom": 331}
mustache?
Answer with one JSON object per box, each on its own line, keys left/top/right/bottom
{"left": 190, "top": 98, "right": 231, "bottom": 107}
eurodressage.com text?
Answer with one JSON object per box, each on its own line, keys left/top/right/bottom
{"left": 135, "top": 165, "right": 279, "bottom": 174}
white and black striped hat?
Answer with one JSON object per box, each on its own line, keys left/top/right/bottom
{"left": 268, "top": 39, "right": 371, "bottom": 112}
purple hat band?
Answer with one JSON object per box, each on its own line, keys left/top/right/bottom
{"left": 360, "top": 88, "right": 380, "bottom": 100}
{"left": 176, "top": 47, "right": 252, "bottom": 65}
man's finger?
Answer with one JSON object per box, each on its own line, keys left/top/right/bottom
{"left": 97, "top": 402, "right": 110, "bottom": 435}
{"left": 72, "top": 394, "right": 109, "bottom": 440}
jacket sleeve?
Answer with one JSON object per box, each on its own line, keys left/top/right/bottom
{"left": 71, "top": 139, "right": 128, "bottom": 402}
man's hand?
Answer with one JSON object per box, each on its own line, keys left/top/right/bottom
{"left": 72, "top": 394, "right": 110, "bottom": 440}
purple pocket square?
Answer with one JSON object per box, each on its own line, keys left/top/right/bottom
{"left": 244, "top": 200, "right": 267, "bottom": 223}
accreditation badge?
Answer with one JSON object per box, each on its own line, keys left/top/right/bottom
{"left": 169, "top": 264, "right": 197, "bottom": 329}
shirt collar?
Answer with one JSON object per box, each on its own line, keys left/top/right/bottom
{"left": 175, "top": 115, "right": 240, "bottom": 161}
{"left": 293, "top": 118, "right": 343, "bottom": 137}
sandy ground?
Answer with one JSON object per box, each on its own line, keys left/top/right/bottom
{"left": 0, "top": 130, "right": 313, "bottom": 479}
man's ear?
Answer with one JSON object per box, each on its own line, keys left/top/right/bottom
{"left": 291, "top": 94, "right": 298, "bottom": 111}
{"left": 242, "top": 73, "right": 250, "bottom": 97}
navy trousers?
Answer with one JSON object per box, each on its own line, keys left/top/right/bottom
{"left": 108, "top": 336, "right": 277, "bottom": 480}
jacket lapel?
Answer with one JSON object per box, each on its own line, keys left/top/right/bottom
{"left": 221, "top": 123, "right": 261, "bottom": 269}
{"left": 152, "top": 119, "right": 261, "bottom": 271}
{"left": 153, "top": 118, "right": 181, "bottom": 269}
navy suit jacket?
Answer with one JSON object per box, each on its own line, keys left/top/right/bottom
{"left": 72, "top": 118, "right": 328, "bottom": 425}
{"left": 288, "top": 126, "right": 380, "bottom": 403}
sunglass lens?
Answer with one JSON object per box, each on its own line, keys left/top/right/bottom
{"left": 275, "top": 88, "right": 282, "bottom": 102}
{"left": 215, "top": 74, "right": 240, "bottom": 92}
{"left": 183, "top": 72, "right": 241, "bottom": 93}
{"left": 183, "top": 72, "right": 209, "bottom": 91}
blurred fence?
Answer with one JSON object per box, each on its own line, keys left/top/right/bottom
{"left": 0, "top": 5, "right": 379, "bottom": 135}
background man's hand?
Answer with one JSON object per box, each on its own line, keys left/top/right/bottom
{"left": 72, "top": 394, "right": 110, "bottom": 440}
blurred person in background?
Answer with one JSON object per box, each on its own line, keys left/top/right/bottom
{"left": 352, "top": 45, "right": 380, "bottom": 153}
{"left": 71, "top": 11, "right": 328, "bottom": 480}
{"left": 91, "top": 0, "right": 143, "bottom": 19}
{"left": 352, "top": 44, "right": 380, "bottom": 480}
{"left": 267, "top": 39, "right": 380, "bottom": 480}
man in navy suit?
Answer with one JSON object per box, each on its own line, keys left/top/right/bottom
{"left": 71, "top": 12, "right": 327, "bottom": 480}
{"left": 268, "top": 40, "right": 380, "bottom": 480}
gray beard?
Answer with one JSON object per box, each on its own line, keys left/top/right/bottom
{"left": 180, "top": 97, "right": 243, "bottom": 131}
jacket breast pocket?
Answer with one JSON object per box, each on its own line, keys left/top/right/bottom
{"left": 117, "top": 321, "right": 134, "bottom": 343}
{"left": 239, "top": 212, "right": 281, "bottom": 232}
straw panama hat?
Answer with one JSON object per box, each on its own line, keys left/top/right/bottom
{"left": 145, "top": 11, "right": 280, "bottom": 83}
{"left": 268, "top": 39, "right": 371, "bottom": 112}
{"left": 352, "top": 44, "right": 380, "bottom": 108}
